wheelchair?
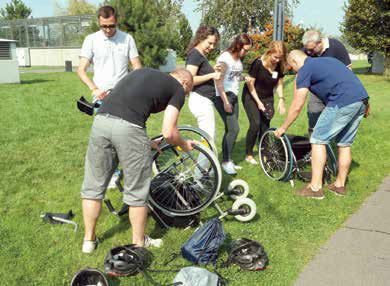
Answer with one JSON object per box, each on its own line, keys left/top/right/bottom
{"left": 258, "top": 128, "right": 337, "bottom": 185}
{"left": 104, "top": 125, "right": 257, "bottom": 227}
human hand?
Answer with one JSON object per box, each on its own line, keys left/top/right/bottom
{"left": 180, "top": 139, "right": 195, "bottom": 152}
{"left": 274, "top": 127, "right": 286, "bottom": 138}
{"left": 223, "top": 101, "right": 233, "bottom": 113}
{"left": 277, "top": 100, "right": 286, "bottom": 115}
{"left": 92, "top": 89, "right": 107, "bottom": 101}
{"left": 214, "top": 63, "right": 222, "bottom": 72}
{"left": 212, "top": 72, "right": 221, "bottom": 80}
{"left": 150, "top": 138, "right": 162, "bottom": 153}
{"left": 257, "top": 101, "right": 265, "bottom": 111}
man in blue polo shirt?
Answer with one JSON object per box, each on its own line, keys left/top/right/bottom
{"left": 275, "top": 50, "right": 368, "bottom": 199}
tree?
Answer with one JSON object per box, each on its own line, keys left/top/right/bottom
{"left": 242, "top": 19, "right": 304, "bottom": 71}
{"left": 172, "top": 13, "right": 193, "bottom": 59}
{"left": 105, "top": 0, "right": 183, "bottom": 68}
{"left": 0, "top": 0, "right": 31, "bottom": 19}
{"left": 341, "top": 0, "right": 390, "bottom": 76}
{"left": 195, "top": 0, "right": 299, "bottom": 38}
{"left": 54, "top": 0, "right": 96, "bottom": 16}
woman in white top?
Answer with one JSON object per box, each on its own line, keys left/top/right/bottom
{"left": 214, "top": 34, "right": 252, "bottom": 175}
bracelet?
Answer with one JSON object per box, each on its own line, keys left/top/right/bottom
{"left": 90, "top": 87, "right": 98, "bottom": 92}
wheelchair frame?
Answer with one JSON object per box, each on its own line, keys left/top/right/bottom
{"left": 258, "top": 128, "right": 337, "bottom": 185}
{"left": 104, "top": 126, "right": 257, "bottom": 226}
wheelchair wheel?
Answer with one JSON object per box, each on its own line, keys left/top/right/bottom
{"left": 227, "top": 179, "right": 249, "bottom": 200}
{"left": 151, "top": 125, "right": 217, "bottom": 155}
{"left": 231, "top": 198, "right": 257, "bottom": 222}
{"left": 151, "top": 125, "right": 217, "bottom": 175}
{"left": 149, "top": 141, "right": 222, "bottom": 217}
{"left": 259, "top": 129, "right": 293, "bottom": 181}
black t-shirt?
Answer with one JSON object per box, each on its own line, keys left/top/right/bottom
{"left": 242, "top": 58, "right": 284, "bottom": 101}
{"left": 322, "top": 38, "right": 351, "bottom": 66}
{"left": 185, "top": 48, "right": 216, "bottom": 99}
{"left": 97, "top": 68, "right": 185, "bottom": 128}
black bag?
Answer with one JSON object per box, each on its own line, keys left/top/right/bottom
{"left": 181, "top": 218, "right": 224, "bottom": 265}
{"left": 263, "top": 101, "right": 274, "bottom": 120}
{"left": 77, "top": 96, "right": 100, "bottom": 116}
{"left": 225, "top": 91, "right": 238, "bottom": 106}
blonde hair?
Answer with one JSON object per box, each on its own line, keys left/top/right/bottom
{"left": 262, "top": 41, "right": 287, "bottom": 73}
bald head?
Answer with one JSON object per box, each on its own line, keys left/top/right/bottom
{"left": 287, "top": 50, "right": 308, "bottom": 72}
{"left": 170, "top": 68, "right": 193, "bottom": 94}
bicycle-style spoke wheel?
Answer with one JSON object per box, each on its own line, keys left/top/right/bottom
{"left": 259, "top": 129, "right": 293, "bottom": 181}
{"left": 149, "top": 142, "right": 221, "bottom": 216}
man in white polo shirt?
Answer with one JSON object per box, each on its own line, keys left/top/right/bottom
{"left": 78, "top": 5, "right": 141, "bottom": 189}
{"left": 77, "top": 5, "right": 141, "bottom": 101}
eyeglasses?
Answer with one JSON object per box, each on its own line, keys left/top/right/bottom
{"left": 100, "top": 24, "right": 116, "bottom": 30}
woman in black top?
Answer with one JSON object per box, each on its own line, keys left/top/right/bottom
{"left": 185, "top": 25, "right": 221, "bottom": 144}
{"left": 242, "top": 41, "right": 287, "bottom": 164}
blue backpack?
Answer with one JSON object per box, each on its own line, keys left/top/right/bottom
{"left": 181, "top": 218, "right": 225, "bottom": 265}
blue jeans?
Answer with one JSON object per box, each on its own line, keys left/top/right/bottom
{"left": 310, "top": 101, "right": 365, "bottom": 146}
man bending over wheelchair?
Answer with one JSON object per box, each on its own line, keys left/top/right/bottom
{"left": 80, "top": 68, "right": 194, "bottom": 253}
{"left": 275, "top": 50, "right": 368, "bottom": 199}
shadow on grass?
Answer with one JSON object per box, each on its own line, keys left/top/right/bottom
{"left": 101, "top": 215, "right": 129, "bottom": 242}
{"left": 21, "top": 79, "right": 54, "bottom": 84}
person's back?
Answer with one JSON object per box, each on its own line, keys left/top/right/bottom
{"left": 297, "top": 57, "right": 367, "bottom": 107}
{"left": 97, "top": 68, "right": 185, "bottom": 127}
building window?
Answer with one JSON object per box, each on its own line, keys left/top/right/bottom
{"left": 0, "top": 42, "right": 11, "bottom": 60}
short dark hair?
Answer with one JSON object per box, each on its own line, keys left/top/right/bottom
{"left": 97, "top": 6, "right": 117, "bottom": 20}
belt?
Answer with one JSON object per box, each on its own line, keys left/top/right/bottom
{"left": 99, "top": 113, "right": 144, "bottom": 129}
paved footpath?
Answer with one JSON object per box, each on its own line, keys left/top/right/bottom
{"left": 294, "top": 176, "right": 390, "bottom": 286}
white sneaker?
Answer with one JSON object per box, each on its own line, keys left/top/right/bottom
{"left": 143, "top": 235, "right": 163, "bottom": 248}
{"left": 221, "top": 161, "right": 237, "bottom": 175}
{"left": 107, "top": 173, "right": 119, "bottom": 189}
{"left": 233, "top": 163, "right": 242, "bottom": 170}
{"left": 82, "top": 239, "right": 97, "bottom": 253}
{"left": 245, "top": 157, "right": 258, "bottom": 165}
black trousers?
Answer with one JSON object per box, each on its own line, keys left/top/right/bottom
{"left": 242, "top": 92, "right": 272, "bottom": 156}
{"left": 213, "top": 92, "right": 240, "bottom": 162}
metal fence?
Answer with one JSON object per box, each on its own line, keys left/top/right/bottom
{"left": 0, "top": 15, "right": 95, "bottom": 48}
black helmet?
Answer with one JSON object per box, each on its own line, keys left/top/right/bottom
{"left": 69, "top": 268, "right": 109, "bottom": 286}
{"left": 227, "top": 238, "right": 268, "bottom": 271}
{"left": 103, "top": 244, "right": 149, "bottom": 276}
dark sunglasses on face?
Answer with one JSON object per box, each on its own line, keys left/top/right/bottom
{"left": 100, "top": 24, "right": 116, "bottom": 29}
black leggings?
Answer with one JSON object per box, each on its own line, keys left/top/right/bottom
{"left": 242, "top": 93, "right": 271, "bottom": 156}
{"left": 214, "top": 94, "right": 239, "bottom": 162}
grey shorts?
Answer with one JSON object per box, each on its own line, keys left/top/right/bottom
{"left": 80, "top": 114, "right": 152, "bottom": 206}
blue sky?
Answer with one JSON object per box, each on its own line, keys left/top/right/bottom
{"left": 1, "top": 0, "right": 345, "bottom": 36}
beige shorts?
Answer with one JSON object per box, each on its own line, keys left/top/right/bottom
{"left": 80, "top": 114, "right": 152, "bottom": 206}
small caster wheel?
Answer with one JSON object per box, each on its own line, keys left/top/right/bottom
{"left": 228, "top": 179, "right": 249, "bottom": 200}
{"left": 232, "top": 198, "right": 257, "bottom": 222}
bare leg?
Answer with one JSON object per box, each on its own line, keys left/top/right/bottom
{"left": 310, "top": 144, "right": 327, "bottom": 190}
{"left": 82, "top": 198, "right": 101, "bottom": 240}
{"left": 128, "top": 206, "right": 148, "bottom": 246}
{"left": 334, "top": 146, "right": 351, "bottom": 187}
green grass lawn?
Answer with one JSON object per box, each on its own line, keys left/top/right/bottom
{"left": 1, "top": 62, "right": 389, "bottom": 285}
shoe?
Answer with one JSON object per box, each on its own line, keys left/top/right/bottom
{"left": 143, "top": 235, "right": 163, "bottom": 248}
{"left": 107, "top": 173, "right": 119, "bottom": 189}
{"left": 233, "top": 163, "right": 242, "bottom": 170}
{"left": 82, "top": 239, "right": 97, "bottom": 253}
{"left": 327, "top": 183, "right": 346, "bottom": 196}
{"left": 294, "top": 185, "right": 324, "bottom": 200}
{"left": 221, "top": 161, "right": 237, "bottom": 175}
{"left": 245, "top": 157, "right": 258, "bottom": 165}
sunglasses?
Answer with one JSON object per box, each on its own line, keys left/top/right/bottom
{"left": 100, "top": 24, "right": 116, "bottom": 29}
